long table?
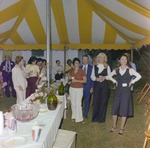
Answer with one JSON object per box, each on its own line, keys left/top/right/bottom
{"left": 0, "top": 95, "right": 66, "bottom": 148}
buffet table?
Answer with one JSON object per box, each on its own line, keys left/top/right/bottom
{"left": 0, "top": 94, "right": 66, "bottom": 148}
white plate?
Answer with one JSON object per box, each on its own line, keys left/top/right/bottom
{"left": 1, "top": 136, "right": 27, "bottom": 147}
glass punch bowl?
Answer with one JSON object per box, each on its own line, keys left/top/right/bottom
{"left": 11, "top": 104, "right": 39, "bottom": 122}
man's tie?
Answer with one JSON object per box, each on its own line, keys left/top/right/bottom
{"left": 84, "top": 65, "right": 86, "bottom": 74}
{"left": 7, "top": 62, "right": 9, "bottom": 72}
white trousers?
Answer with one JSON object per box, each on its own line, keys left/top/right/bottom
{"left": 69, "top": 87, "right": 83, "bottom": 122}
{"left": 15, "top": 87, "right": 26, "bottom": 104}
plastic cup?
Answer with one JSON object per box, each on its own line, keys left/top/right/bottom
{"left": 32, "top": 126, "right": 41, "bottom": 142}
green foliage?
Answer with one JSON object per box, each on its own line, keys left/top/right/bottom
{"left": 134, "top": 51, "right": 150, "bottom": 88}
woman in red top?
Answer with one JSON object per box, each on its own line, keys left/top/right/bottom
{"left": 69, "top": 58, "right": 87, "bottom": 124}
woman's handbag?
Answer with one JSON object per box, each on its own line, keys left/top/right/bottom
{"left": 65, "top": 68, "right": 73, "bottom": 94}
{"left": 65, "top": 82, "right": 70, "bottom": 94}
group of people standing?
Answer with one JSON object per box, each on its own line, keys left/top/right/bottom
{"left": 0, "top": 55, "right": 47, "bottom": 104}
{"left": 65, "top": 53, "right": 141, "bottom": 136}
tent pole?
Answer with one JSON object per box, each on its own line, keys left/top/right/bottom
{"left": 131, "top": 44, "right": 133, "bottom": 63}
{"left": 64, "top": 44, "right": 66, "bottom": 78}
{"left": 46, "top": 0, "right": 51, "bottom": 87}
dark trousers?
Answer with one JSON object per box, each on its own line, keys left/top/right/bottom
{"left": 26, "top": 77, "right": 37, "bottom": 98}
{"left": 4, "top": 72, "right": 16, "bottom": 97}
{"left": 83, "top": 88, "right": 91, "bottom": 116}
{"left": 55, "top": 73, "right": 62, "bottom": 80}
{"left": 92, "top": 81, "right": 109, "bottom": 123}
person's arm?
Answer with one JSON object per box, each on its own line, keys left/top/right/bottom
{"left": 54, "top": 66, "right": 57, "bottom": 74}
{"left": 12, "top": 68, "right": 23, "bottom": 90}
{"left": 36, "top": 72, "right": 40, "bottom": 86}
{"left": 108, "top": 70, "right": 117, "bottom": 83}
{"left": 129, "top": 68, "right": 141, "bottom": 84}
{"left": 61, "top": 65, "right": 64, "bottom": 73}
{"left": 91, "top": 66, "right": 96, "bottom": 81}
{"left": 36, "top": 66, "right": 40, "bottom": 86}
{"left": 72, "top": 76, "right": 87, "bottom": 83}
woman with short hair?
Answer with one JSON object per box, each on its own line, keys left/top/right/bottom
{"left": 69, "top": 57, "right": 87, "bottom": 124}
{"left": 26, "top": 56, "right": 40, "bottom": 98}
{"left": 12, "top": 56, "right": 27, "bottom": 104}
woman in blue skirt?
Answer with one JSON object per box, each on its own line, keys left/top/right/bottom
{"left": 109, "top": 54, "right": 141, "bottom": 135}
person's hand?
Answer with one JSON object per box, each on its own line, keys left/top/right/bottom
{"left": 96, "top": 78, "right": 100, "bottom": 81}
{"left": 115, "top": 81, "right": 118, "bottom": 87}
{"left": 36, "top": 81, "right": 38, "bottom": 86}
{"left": 72, "top": 79, "right": 77, "bottom": 83}
{"left": 68, "top": 75, "right": 72, "bottom": 80}
{"left": 2, "top": 67, "right": 5, "bottom": 71}
{"left": 100, "top": 76, "right": 106, "bottom": 82}
{"left": 90, "top": 88, "right": 93, "bottom": 93}
{"left": 18, "top": 85, "right": 23, "bottom": 91}
{"left": 129, "top": 82, "right": 132, "bottom": 87}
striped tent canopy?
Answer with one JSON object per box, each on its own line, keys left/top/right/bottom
{"left": 0, "top": 0, "right": 150, "bottom": 50}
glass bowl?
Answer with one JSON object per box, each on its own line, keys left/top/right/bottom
{"left": 11, "top": 104, "right": 39, "bottom": 122}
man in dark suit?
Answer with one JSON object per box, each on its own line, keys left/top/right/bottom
{"left": 80, "top": 55, "right": 94, "bottom": 118}
{"left": 0, "top": 55, "right": 16, "bottom": 98}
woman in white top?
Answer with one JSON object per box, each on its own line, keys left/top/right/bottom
{"left": 109, "top": 54, "right": 141, "bottom": 136}
{"left": 54, "top": 60, "right": 63, "bottom": 80}
{"left": 12, "top": 56, "right": 27, "bottom": 104}
{"left": 91, "top": 53, "right": 111, "bottom": 123}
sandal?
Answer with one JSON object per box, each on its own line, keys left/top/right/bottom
{"left": 110, "top": 127, "right": 116, "bottom": 133}
{"left": 118, "top": 129, "right": 125, "bottom": 136}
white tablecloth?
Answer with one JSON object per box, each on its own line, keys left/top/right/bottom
{"left": 0, "top": 95, "right": 66, "bottom": 148}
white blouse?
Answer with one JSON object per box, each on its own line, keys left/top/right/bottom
{"left": 91, "top": 64, "right": 111, "bottom": 81}
{"left": 108, "top": 66, "right": 141, "bottom": 84}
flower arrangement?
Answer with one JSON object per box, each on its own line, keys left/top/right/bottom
{"left": 28, "top": 83, "right": 47, "bottom": 104}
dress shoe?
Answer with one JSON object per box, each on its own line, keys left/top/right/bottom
{"left": 84, "top": 115, "right": 88, "bottom": 118}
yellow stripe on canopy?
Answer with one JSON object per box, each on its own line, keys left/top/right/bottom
{"left": 89, "top": 0, "right": 150, "bottom": 36}
{"left": 0, "top": 30, "right": 10, "bottom": 40}
{"left": 51, "top": 0, "right": 69, "bottom": 44}
{"left": 25, "top": 0, "right": 46, "bottom": 44}
{"left": 103, "top": 24, "right": 117, "bottom": 44}
{"left": 0, "top": 0, "right": 31, "bottom": 44}
{"left": 117, "top": 0, "right": 150, "bottom": 18}
{"left": 10, "top": 31, "right": 25, "bottom": 44}
{"left": 0, "top": 0, "right": 27, "bottom": 25}
{"left": 85, "top": 0, "right": 130, "bottom": 44}
{"left": 77, "top": 0, "right": 92, "bottom": 44}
